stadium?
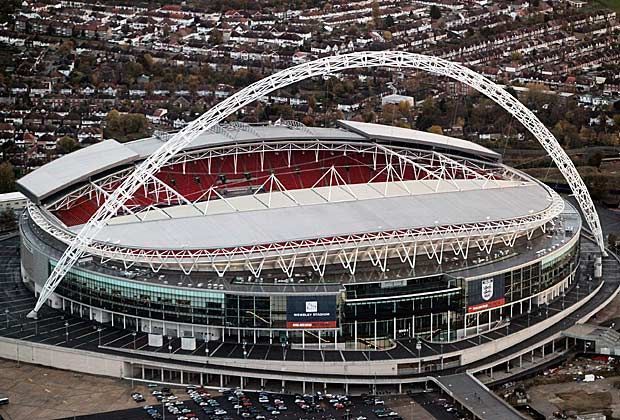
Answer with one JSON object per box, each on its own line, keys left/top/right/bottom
{"left": 16, "top": 118, "right": 586, "bottom": 373}
{"left": 6, "top": 52, "right": 618, "bottom": 398}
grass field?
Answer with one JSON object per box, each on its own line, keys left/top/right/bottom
{"left": 593, "top": 0, "right": 620, "bottom": 12}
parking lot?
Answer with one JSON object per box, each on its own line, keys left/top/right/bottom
{"left": 63, "top": 386, "right": 441, "bottom": 420}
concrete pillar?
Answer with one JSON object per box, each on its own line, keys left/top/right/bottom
{"left": 552, "top": 340, "right": 555, "bottom": 353}
{"left": 398, "top": 383, "right": 402, "bottom": 394}
{"left": 220, "top": 374, "right": 224, "bottom": 388}
{"left": 180, "top": 370, "right": 183, "bottom": 384}
{"left": 302, "top": 381, "right": 306, "bottom": 393}
{"left": 281, "top": 380, "right": 285, "bottom": 393}
{"left": 354, "top": 320, "right": 358, "bottom": 349}
{"left": 542, "top": 344, "right": 545, "bottom": 358}
{"left": 488, "top": 309, "right": 491, "bottom": 330}
{"left": 519, "top": 354, "right": 522, "bottom": 368}
{"left": 161, "top": 369, "right": 164, "bottom": 382}
{"left": 393, "top": 317, "right": 397, "bottom": 340}
{"left": 374, "top": 319, "right": 377, "bottom": 347}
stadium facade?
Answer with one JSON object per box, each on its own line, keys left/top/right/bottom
{"left": 18, "top": 120, "right": 583, "bottom": 361}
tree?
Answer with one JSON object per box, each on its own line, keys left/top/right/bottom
{"left": 0, "top": 209, "right": 15, "bottom": 232}
{"left": 383, "top": 14, "right": 394, "bottom": 28}
{"left": 371, "top": 0, "right": 381, "bottom": 28}
{"left": 0, "top": 0, "right": 19, "bottom": 24}
{"left": 398, "top": 100, "right": 411, "bottom": 119}
{"left": 415, "top": 97, "right": 440, "bottom": 131}
{"left": 104, "top": 110, "right": 149, "bottom": 142}
{"left": 57, "top": 136, "right": 80, "bottom": 154}
{"left": 209, "top": 29, "right": 223, "bottom": 45}
{"left": 583, "top": 174, "right": 608, "bottom": 201}
{"left": 427, "top": 125, "right": 444, "bottom": 135}
{"left": 553, "top": 120, "right": 579, "bottom": 147}
{"left": 609, "top": 232, "right": 619, "bottom": 252}
{"left": 587, "top": 151, "right": 603, "bottom": 168}
{"left": 0, "top": 162, "right": 15, "bottom": 193}
{"left": 430, "top": 5, "right": 441, "bottom": 20}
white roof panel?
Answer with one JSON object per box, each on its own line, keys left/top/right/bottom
{"left": 17, "top": 140, "right": 139, "bottom": 202}
{"left": 337, "top": 120, "right": 500, "bottom": 160}
{"left": 85, "top": 183, "right": 551, "bottom": 250}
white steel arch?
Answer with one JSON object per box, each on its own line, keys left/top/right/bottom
{"left": 27, "top": 51, "right": 605, "bottom": 318}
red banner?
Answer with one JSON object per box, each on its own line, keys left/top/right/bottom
{"left": 286, "top": 320, "right": 337, "bottom": 329}
{"left": 466, "top": 298, "right": 505, "bottom": 313}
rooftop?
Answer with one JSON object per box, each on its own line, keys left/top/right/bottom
{"left": 78, "top": 181, "right": 554, "bottom": 250}
{"left": 17, "top": 122, "right": 500, "bottom": 203}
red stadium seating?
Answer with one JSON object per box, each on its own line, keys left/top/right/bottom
{"left": 53, "top": 149, "right": 495, "bottom": 226}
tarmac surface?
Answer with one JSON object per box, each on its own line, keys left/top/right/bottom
{"left": 56, "top": 389, "right": 436, "bottom": 420}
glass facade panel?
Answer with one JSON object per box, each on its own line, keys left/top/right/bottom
{"left": 50, "top": 237, "right": 579, "bottom": 343}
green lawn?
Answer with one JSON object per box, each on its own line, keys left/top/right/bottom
{"left": 593, "top": 0, "right": 620, "bottom": 12}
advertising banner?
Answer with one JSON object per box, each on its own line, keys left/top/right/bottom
{"left": 466, "top": 275, "right": 505, "bottom": 313}
{"left": 181, "top": 337, "right": 197, "bottom": 351}
{"left": 148, "top": 333, "right": 163, "bottom": 347}
{"left": 286, "top": 296, "right": 337, "bottom": 329}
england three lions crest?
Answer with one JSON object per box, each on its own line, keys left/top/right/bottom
{"left": 481, "top": 278, "right": 494, "bottom": 301}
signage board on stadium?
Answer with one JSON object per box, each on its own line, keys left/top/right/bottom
{"left": 466, "top": 275, "right": 505, "bottom": 313}
{"left": 286, "top": 296, "right": 337, "bottom": 329}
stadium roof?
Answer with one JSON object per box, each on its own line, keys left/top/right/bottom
{"left": 18, "top": 140, "right": 139, "bottom": 203}
{"left": 17, "top": 122, "right": 499, "bottom": 203}
{"left": 337, "top": 120, "right": 500, "bottom": 160}
{"left": 80, "top": 182, "right": 553, "bottom": 250}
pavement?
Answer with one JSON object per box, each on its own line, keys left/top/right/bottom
{"left": 436, "top": 373, "right": 523, "bottom": 420}
{"left": 0, "top": 358, "right": 157, "bottom": 420}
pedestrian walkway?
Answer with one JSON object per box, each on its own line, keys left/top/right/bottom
{"left": 435, "top": 373, "right": 525, "bottom": 419}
